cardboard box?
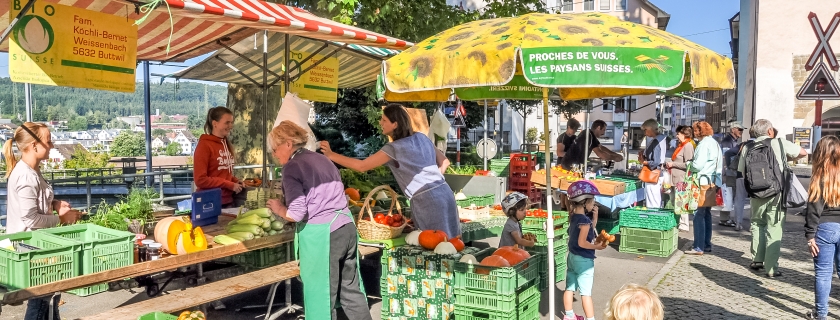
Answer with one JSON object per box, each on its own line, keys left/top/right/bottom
{"left": 590, "top": 179, "right": 626, "bottom": 196}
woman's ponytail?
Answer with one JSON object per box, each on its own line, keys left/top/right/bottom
{"left": 4, "top": 137, "right": 16, "bottom": 178}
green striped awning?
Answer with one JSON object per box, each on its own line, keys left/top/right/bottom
{"left": 173, "top": 33, "right": 401, "bottom": 88}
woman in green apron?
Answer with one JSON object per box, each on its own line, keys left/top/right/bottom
{"left": 266, "top": 121, "right": 372, "bottom": 320}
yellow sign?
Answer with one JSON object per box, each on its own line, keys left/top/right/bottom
{"left": 9, "top": 2, "right": 138, "bottom": 93}
{"left": 287, "top": 50, "right": 339, "bottom": 103}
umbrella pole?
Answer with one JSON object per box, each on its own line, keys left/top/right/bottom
{"left": 262, "top": 30, "right": 269, "bottom": 184}
{"left": 483, "top": 99, "right": 488, "bottom": 171}
{"left": 583, "top": 101, "right": 591, "bottom": 179}
{"left": 543, "top": 88, "right": 556, "bottom": 320}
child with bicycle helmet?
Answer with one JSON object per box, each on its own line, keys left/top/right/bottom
{"left": 564, "top": 180, "right": 608, "bottom": 320}
{"left": 498, "top": 192, "right": 536, "bottom": 248}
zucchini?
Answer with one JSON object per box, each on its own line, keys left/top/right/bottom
{"left": 213, "top": 234, "right": 241, "bottom": 245}
{"left": 226, "top": 232, "right": 255, "bottom": 241}
{"left": 227, "top": 224, "right": 263, "bottom": 234}
{"left": 271, "top": 221, "right": 284, "bottom": 231}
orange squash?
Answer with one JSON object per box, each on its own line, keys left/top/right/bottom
{"left": 155, "top": 216, "right": 208, "bottom": 255}
{"left": 493, "top": 246, "right": 530, "bottom": 266}
{"left": 418, "top": 230, "right": 448, "bottom": 250}
{"left": 476, "top": 255, "right": 510, "bottom": 274}
{"left": 345, "top": 188, "right": 361, "bottom": 201}
{"left": 449, "top": 237, "right": 465, "bottom": 252}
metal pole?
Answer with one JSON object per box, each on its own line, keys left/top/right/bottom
{"left": 483, "top": 100, "right": 488, "bottom": 171}
{"left": 262, "top": 31, "right": 269, "bottom": 185}
{"left": 143, "top": 61, "right": 153, "bottom": 187}
{"left": 24, "top": 83, "right": 32, "bottom": 122}
{"left": 583, "top": 101, "right": 591, "bottom": 177}
{"left": 542, "top": 88, "right": 556, "bottom": 320}
{"left": 814, "top": 99, "right": 823, "bottom": 146}
{"left": 500, "top": 101, "right": 505, "bottom": 157}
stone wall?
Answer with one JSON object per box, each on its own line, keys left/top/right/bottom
{"left": 792, "top": 54, "right": 840, "bottom": 120}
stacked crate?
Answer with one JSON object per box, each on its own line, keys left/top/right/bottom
{"left": 523, "top": 210, "right": 570, "bottom": 290}
{"left": 489, "top": 158, "right": 510, "bottom": 177}
{"left": 380, "top": 245, "right": 482, "bottom": 319}
{"left": 617, "top": 207, "right": 679, "bottom": 257}
{"left": 508, "top": 154, "right": 542, "bottom": 205}
{"left": 453, "top": 248, "right": 541, "bottom": 320}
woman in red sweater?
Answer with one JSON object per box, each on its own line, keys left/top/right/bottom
{"left": 193, "top": 107, "right": 243, "bottom": 207}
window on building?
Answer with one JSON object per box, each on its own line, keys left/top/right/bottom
{"left": 605, "top": 128, "right": 614, "bottom": 138}
{"left": 629, "top": 98, "right": 637, "bottom": 111}
{"left": 600, "top": 0, "right": 611, "bottom": 11}
{"left": 561, "top": 0, "right": 574, "bottom": 12}
{"left": 584, "top": 0, "right": 595, "bottom": 11}
{"left": 614, "top": 99, "right": 626, "bottom": 113}
{"left": 615, "top": 0, "right": 627, "bottom": 11}
{"left": 603, "top": 99, "right": 614, "bottom": 112}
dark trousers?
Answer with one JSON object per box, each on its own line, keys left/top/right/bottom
{"left": 24, "top": 294, "right": 60, "bottom": 320}
{"left": 329, "top": 223, "right": 372, "bottom": 320}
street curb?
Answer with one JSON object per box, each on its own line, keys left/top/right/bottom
{"left": 645, "top": 239, "right": 692, "bottom": 289}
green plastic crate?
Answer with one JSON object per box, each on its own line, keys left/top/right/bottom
{"left": 619, "top": 207, "right": 678, "bottom": 231}
{"left": 457, "top": 194, "right": 494, "bottom": 207}
{"left": 527, "top": 240, "right": 567, "bottom": 274}
{"left": 522, "top": 224, "right": 568, "bottom": 246}
{"left": 553, "top": 257, "right": 568, "bottom": 283}
{"left": 454, "top": 290, "right": 540, "bottom": 320}
{"left": 226, "top": 243, "right": 290, "bottom": 269}
{"left": 454, "top": 248, "right": 540, "bottom": 295}
{"left": 0, "top": 231, "right": 81, "bottom": 290}
{"left": 619, "top": 226, "right": 678, "bottom": 257}
{"left": 455, "top": 282, "right": 538, "bottom": 312}
{"left": 596, "top": 218, "right": 620, "bottom": 235}
{"left": 40, "top": 224, "right": 134, "bottom": 296}
{"left": 137, "top": 312, "right": 178, "bottom": 320}
{"left": 521, "top": 211, "right": 568, "bottom": 228}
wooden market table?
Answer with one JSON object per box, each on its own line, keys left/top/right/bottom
{"left": 0, "top": 214, "right": 379, "bottom": 309}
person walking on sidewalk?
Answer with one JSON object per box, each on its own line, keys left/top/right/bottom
{"left": 665, "top": 125, "right": 695, "bottom": 232}
{"left": 637, "top": 119, "right": 667, "bottom": 208}
{"left": 719, "top": 121, "right": 746, "bottom": 228}
{"left": 805, "top": 136, "right": 840, "bottom": 320}
{"left": 684, "top": 121, "right": 722, "bottom": 255}
{"left": 738, "top": 119, "right": 807, "bottom": 277}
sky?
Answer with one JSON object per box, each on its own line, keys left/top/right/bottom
{"left": 0, "top": 0, "right": 741, "bottom": 85}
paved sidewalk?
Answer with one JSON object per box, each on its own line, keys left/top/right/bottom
{"left": 654, "top": 211, "right": 839, "bottom": 319}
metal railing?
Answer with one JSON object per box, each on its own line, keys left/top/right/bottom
{"left": 0, "top": 164, "right": 278, "bottom": 223}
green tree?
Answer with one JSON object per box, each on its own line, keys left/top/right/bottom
{"left": 111, "top": 131, "right": 146, "bottom": 157}
{"left": 508, "top": 100, "right": 539, "bottom": 146}
{"left": 62, "top": 146, "right": 112, "bottom": 172}
{"left": 152, "top": 128, "right": 169, "bottom": 137}
{"left": 68, "top": 116, "right": 88, "bottom": 131}
{"left": 165, "top": 142, "right": 181, "bottom": 156}
{"left": 551, "top": 99, "right": 591, "bottom": 121}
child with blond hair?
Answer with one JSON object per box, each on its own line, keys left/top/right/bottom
{"left": 604, "top": 283, "right": 664, "bottom": 320}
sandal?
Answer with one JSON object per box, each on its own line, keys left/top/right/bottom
{"left": 749, "top": 262, "right": 764, "bottom": 270}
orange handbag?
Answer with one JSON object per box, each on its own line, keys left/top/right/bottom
{"left": 638, "top": 166, "right": 661, "bottom": 184}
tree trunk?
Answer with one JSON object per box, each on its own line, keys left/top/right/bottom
{"left": 226, "top": 83, "right": 283, "bottom": 177}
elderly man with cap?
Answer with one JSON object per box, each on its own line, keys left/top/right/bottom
{"left": 719, "top": 121, "right": 747, "bottom": 228}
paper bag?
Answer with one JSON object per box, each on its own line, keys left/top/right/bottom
{"left": 430, "top": 109, "right": 451, "bottom": 139}
{"left": 274, "top": 92, "right": 317, "bottom": 151}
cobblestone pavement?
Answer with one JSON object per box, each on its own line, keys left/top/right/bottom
{"left": 654, "top": 212, "right": 840, "bottom": 319}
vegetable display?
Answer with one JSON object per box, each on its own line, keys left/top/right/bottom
{"left": 446, "top": 165, "right": 478, "bottom": 175}
{"left": 154, "top": 216, "right": 208, "bottom": 254}
{"left": 84, "top": 189, "right": 157, "bottom": 231}
{"left": 418, "top": 230, "right": 448, "bottom": 250}
{"left": 213, "top": 208, "right": 289, "bottom": 244}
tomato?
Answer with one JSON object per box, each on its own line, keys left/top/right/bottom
{"left": 391, "top": 221, "right": 402, "bottom": 227}
{"left": 392, "top": 214, "right": 403, "bottom": 222}
{"left": 385, "top": 217, "right": 394, "bottom": 225}
{"left": 374, "top": 216, "right": 387, "bottom": 224}
{"left": 375, "top": 213, "right": 385, "bottom": 220}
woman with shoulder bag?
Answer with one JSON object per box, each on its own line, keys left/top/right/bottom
{"left": 637, "top": 119, "right": 667, "bottom": 208}
{"left": 684, "top": 121, "right": 723, "bottom": 255}
{"left": 665, "top": 126, "right": 695, "bottom": 232}
{"left": 805, "top": 136, "right": 840, "bottom": 320}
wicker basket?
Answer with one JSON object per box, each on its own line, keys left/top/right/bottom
{"left": 357, "top": 185, "right": 407, "bottom": 240}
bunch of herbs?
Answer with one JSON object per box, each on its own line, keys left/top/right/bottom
{"left": 83, "top": 188, "right": 157, "bottom": 231}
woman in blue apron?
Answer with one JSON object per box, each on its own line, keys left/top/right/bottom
{"left": 320, "top": 103, "right": 461, "bottom": 239}
{"left": 266, "top": 121, "right": 372, "bottom": 320}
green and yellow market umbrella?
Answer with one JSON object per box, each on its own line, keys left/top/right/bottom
{"left": 382, "top": 13, "right": 735, "bottom": 319}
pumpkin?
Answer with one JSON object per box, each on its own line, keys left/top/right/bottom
{"left": 434, "top": 242, "right": 457, "bottom": 255}
{"left": 493, "top": 246, "right": 530, "bottom": 266}
{"left": 345, "top": 188, "right": 361, "bottom": 201}
{"left": 476, "top": 255, "right": 510, "bottom": 275}
{"left": 449, "top": 237, "right": 465, "bottom": 252}
{"left": 405, "top": 230, "right": 422, "bottom": 246}
{"left": 155, "top": 216, "right": 208, "bottom": 255}
{"left": 177, "top": 310, "right": 206, "bottom": 320}
{"left": 459, "top": 254, "right": 478, "bottom": 264}
{"left": 418, "top": 230, "right": 448, "bottom": 250}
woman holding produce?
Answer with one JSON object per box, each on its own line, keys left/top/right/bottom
{"left": 4, "top": 122, "right": 82, "bottom": 320}
{"left": 665, "top": 125, "right": 695, "bottom": 232}
{"left": 320, "top": 104, "right": 461, "bottom": 238}
{"left": 193, "top": 106, "right": 243, "bottom": 208}
{"left": 684, "top": 121, "right": 723, "bottom": 255}
{"left": 265, "top": 121, "right": 371, "bottom": 320}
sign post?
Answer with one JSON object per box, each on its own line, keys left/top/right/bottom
{"left": 801, "top": 12, "right": 840, "bottom": 146}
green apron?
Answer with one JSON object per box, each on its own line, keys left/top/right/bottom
{"left": 294, "top": 210, "right": 366, "bottom": 319}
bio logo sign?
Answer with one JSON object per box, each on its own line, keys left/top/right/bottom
{"left": 12, "top": 15, "right": 54, "bottom": 54}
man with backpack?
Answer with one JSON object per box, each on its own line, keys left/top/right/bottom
{"left": 737, "top": 119, "right": 807, "bottom": 278}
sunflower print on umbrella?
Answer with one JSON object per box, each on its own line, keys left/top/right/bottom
{"left": 384, "top": 12, "right": 735, "bottom": 93}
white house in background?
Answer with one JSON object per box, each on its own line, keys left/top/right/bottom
{"left": 173, "top": 132, "right": 198, "bottom": 155}
{"left": 152, "top": 136, "right": 172, "bottom": 150}
{"left": 48, "top": 143, "right": 83, "bottom": 166}
{"left": 69, "top": 131, "right": 93, "bottom": 140}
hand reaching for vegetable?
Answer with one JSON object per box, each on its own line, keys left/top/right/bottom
{"left": 523, "top": 233, "right": 537, "bottom": 242}
{"left": 59, "top": 209, "right": 81, "bottom": 225}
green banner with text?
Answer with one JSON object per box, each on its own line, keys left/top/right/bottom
{"left": 521, "top": 47, "right": 685, "bottom": 89}
{"left": 455, "top": 75, "right": 547, "bottom": 101}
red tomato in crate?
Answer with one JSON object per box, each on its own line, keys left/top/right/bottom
{"left": 392, "top": 214, "right": 403, "bottom": 222}
{"left": 391, "top": 221, "right": 402, "bottom": 227}
{"left": 385, "top": 217, "right": 394, "bottom": 225}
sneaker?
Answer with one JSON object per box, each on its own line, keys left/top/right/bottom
{"left": 684, "top": 249, "right": 704, "bottom": 255}
{"left": 562, "top": 315, "right": 584, "bottom": 320}
{"left": 806, "top": 309, "right": 827, "bottom": 320}
{"left": 735, "top": 224, "right": 743, "bottom": 231}
{"left": 704, "top": 246, "right": 713, "bottom": 252}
